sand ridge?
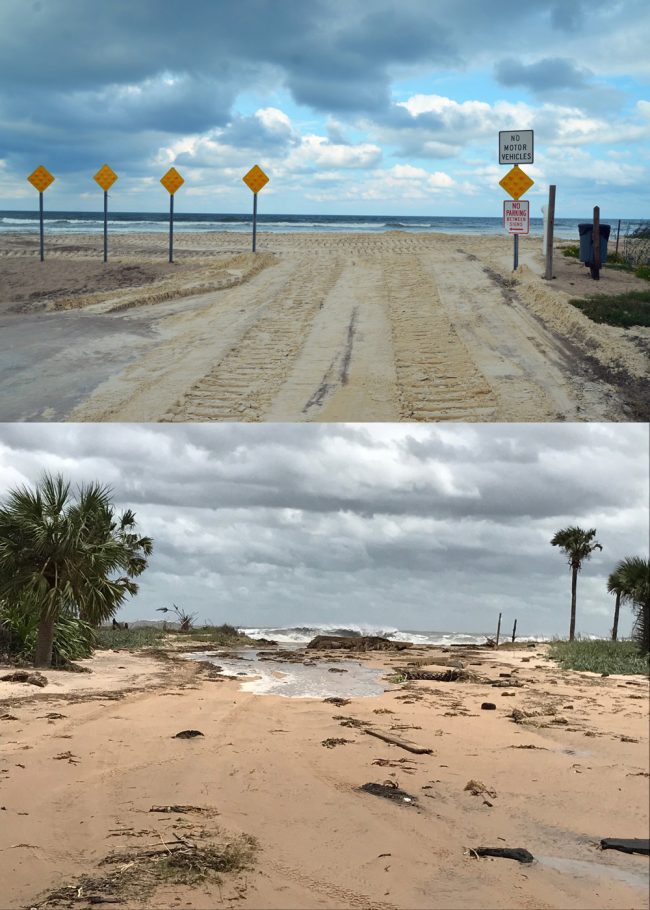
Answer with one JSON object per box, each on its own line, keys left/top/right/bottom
{"left": 0, "top": 644, "right": 648, "bottom": 909}
{"left": 0, "top": 230, "right": 648, "bottom": 422}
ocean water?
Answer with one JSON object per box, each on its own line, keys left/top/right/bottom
{"left": 186, "top": 649, "right": 386, "bottom": 699}
{"left": 238, "top": 623, "right": 551, "bottom": 647}
{"left": 0, "top": 210, "right": 626, "bottom": 239}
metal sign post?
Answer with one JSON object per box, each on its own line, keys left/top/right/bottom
{"left": 101, "top": 189, "right": 109, "bottom": 260}
{"left": 242, "top": 165, "right": 269, "bottom": 253}
{"left": 39, "top": 191, "right": 44, "bottom": 262}
{"left": 160, "top": 167, "right": 184, "bottom": 263}
{"left": 503, "top": 199, "right": 530, "bottom": 271}
{"left": 169, "top": 192, "right": 174, "bottom": 263}
{"left": 27, "top": 165, "right": 55, "bottom": 262}
{"left": 93, "top": 165, "right": 118, "bottom": 263}
{"left": 252, "top": 192, "right": 258, "bottom": 253}
{"left": 499, "top": 164, "right": 535, "bottom": 272}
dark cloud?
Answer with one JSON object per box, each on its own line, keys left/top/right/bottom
{"left": 494, "top": 57, "right": 591, "bottom": 92}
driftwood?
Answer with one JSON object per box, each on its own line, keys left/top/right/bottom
{"left": 363, "top": 728, "right": 432, "bottom": 755}
{"left": 473, "top": 847, "right": 534, "bottom": 863}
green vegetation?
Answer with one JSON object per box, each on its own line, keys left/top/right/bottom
{"left": 562, "top": 245, "right": 580, "bottom": 258}
{"left": 548, "top": 639, "right": 649, "bottom": 676}
{"left": 635, "top": 264, "right": 650, "bottom": 281}
{"left": 94, "top": 625, "right": 166, "bottom": 651}
{"left": 567, "top": 289, "right": 650, "bottom": 328}
{"left": 0, "top": 599, "right": 96, "bottom": 666}
{"left": 94, "top": 622, "right": 253, "bottom": 652}
{"left": 0, "top": 473, "right": 152, "bottom": 667}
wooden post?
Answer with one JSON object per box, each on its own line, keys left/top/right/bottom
{"left": 543, "top": 185, "right": 556, "bottom": 280}
{"left": 615, "top": 219, "right": 621, "bottom": 257}
{"left": 591, "top": 205, "right": 600, "bottom": 280}
{"left": 511, "top": 619, "right": 517, "bottom": 643}
{"left": 495, "top": 612, "right": 502, "bottom": 648}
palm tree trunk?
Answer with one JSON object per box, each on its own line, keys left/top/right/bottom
{"left": 34, "top": 610, "right": 56, "bottom": 667}
{"left": 569, "top": 565, "right": 578, "bottom": 641}
{"left": 611, "top": 592, "right": 621, "bottom": 641}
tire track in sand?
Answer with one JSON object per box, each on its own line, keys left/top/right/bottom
{"left": 264, "top": 260, "right": 399, "bottom": 421}
{"left": 165, "top": 255, "right": 345, "bottom": 421}
{"left": 382, "top": 251, "right": 498, "bottom": 421}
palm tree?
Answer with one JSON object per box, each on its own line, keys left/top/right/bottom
{"left": 0, "top": 473, "right": 153, "bottom": 667}
{"left": 551, "top": 526, "right": 602, "bottom": 641}
{"left": 610, "top": 556, "right": 649, "bottom": 655}
{"left": 607, "top": 565, "right": 625, "bottom": 641}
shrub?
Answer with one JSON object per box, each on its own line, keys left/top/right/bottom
{"left": 562, "top": 245, "right": 580, "bottom": 258}
{"left": 0, "top": 598, "right": 96, "bottom": 665}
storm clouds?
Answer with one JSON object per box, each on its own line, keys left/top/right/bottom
{"left": 0, "top": 423, "right": 647, "bottom": 637}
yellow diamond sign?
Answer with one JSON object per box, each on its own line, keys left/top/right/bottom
{"left": 499, "top": 165, "right": 534, "bottom": 200}
{"left": 160, "top": 167, "right": 184, "bottom": 195}
{"left": 94, "top": 163, "right": 118, "bottom": 191}
{"left": 243, "top": 164, "right": 269, "bottom": 194}
{"left": 28, "top": 165, "right": 55, "bottom": 192}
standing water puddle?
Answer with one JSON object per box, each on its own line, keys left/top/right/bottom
{"left": 185, "top": 649, "right": 386, "bottom": 699}
{"left": 537, "top": 855, "right": 650, "bottom": 892}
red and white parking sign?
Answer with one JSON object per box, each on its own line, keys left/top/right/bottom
{"left": 503, "top": 199, "right": 529, "bottom": 234}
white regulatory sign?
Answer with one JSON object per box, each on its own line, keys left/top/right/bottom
{"left": 503, "top": 199, "right": 529, "bottom": 234}
{"left": 499, "top": 129, "right": 534, "bottom": 165}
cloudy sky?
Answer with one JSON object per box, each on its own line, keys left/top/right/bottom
{"left": 0, "top": 423, "right": 647, "bottom": 639}
{"left": 1, "top": 0, "right": 649, "bottom": 217}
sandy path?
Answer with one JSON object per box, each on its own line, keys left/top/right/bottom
{"left": 1, "top": 231, "right": 648, "bottom": 422}
{"left": 0, "top": 646, "right": 648, "bottom": 909}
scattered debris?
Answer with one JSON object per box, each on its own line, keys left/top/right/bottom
{"left": 0, "top": 713, "right": 18, "bottom": 721}
{"left": 491, "top": 679, "right": 524, "bottom": 688}
{"left": 600, "top": 838, "right": 649, "bottom": 856}
{"left": 620, "top": 735, "right": 639, "bottom": 743}
{"left": 464, "top": 780, "right": 497, "bottom": 799}
{"left": 173, "top": 730, "right": 204, "bottom": 739}
{"left": 321, "top": 737, "right": 353, "bottom": 748}
{"left": 334, "top": 715, "right": 370, "bottom": 729}
{"left": 364, "top": 728, "right": 433, "bottom": 755}
{"left": 401, "top": 668, "right": 478, "bottom": 683}
{"left": 41, "top": 712, "right": 67, "bottom": 721}
{"left": 1, "top": 670, "right": 47, "bottom": 687}
{"left": 359, "top": 782, "right": 417, "bottom": 805}
{"left": 53, "top": 751, "right": 80, "bottom": 763}
{"left": 471, "top": 847, "right": 534, "bottom": 863}
{"left": 481, "top": 703, "right": 496, "bottom": 710}
{"left": 149, "top": 805, "right": 211, "bottom": 814}
{"left": 307, "top": 635, "right": 412, "bottom": 651}
{"left": 323, "top": 697, "right": 350, "bottom": 706}
{"left": 327, "top": 667, "right": 347, "bottom": 673}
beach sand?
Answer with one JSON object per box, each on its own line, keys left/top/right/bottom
{"left": 1, "top": 643, "right": 648, "bottom": 909}
{"left": 0, "top": 231, "right": 648, "bottom": 422}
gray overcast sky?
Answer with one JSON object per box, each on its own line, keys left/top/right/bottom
{"left": 1, "top": 0, "right": 649, "bottom": 216}
{"left": 0, "top": 423, "right": 647, "bottom": 638}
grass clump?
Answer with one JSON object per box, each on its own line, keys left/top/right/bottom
{"left": 548, "top": 639, "right": 650, "bottom": 676}
{"left": 567, "top": 289, "right": 650, "bottom": 328}
{"left": 562, "top": 245, "right": 580, "bottom": 258}
{"left": 635, "top": 264, "right": 650, "bottom": 281}
{"left": 95, "top": 625, "right": 166, "bottom": 650}
{"left": 179, "top": 624, "right": 255, "bottom": 645}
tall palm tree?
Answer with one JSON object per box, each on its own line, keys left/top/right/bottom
{"left": 607, "top": 565, "right": 625, "bottom": 641}
{"left": 0, "top": 473, "right": 153, "bottom": 667}
{"left": 551, "top": 526, "right": 602, "bottom": 641}
{"left": 610, "top": 556, "right": 649, "bottom": 655}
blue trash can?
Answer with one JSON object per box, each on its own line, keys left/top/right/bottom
{"left": 578, "top": 223, "right": 611, "bottom": 266}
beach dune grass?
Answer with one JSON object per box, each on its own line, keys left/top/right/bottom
{"left": 567, "top": 289, "right": 650, "bottom": 328}
{"left": 94, "top": 623, "right": 253, "bottom": 651}
{"left": 548, "top": 639, "right": 649, "bottom": 675}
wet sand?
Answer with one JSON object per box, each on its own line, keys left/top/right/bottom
{"left": 1, "top": 643, "right": 648, "bottom": 909}
{"left": 0, "top": 231, "right": 648, "bottom": 422}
